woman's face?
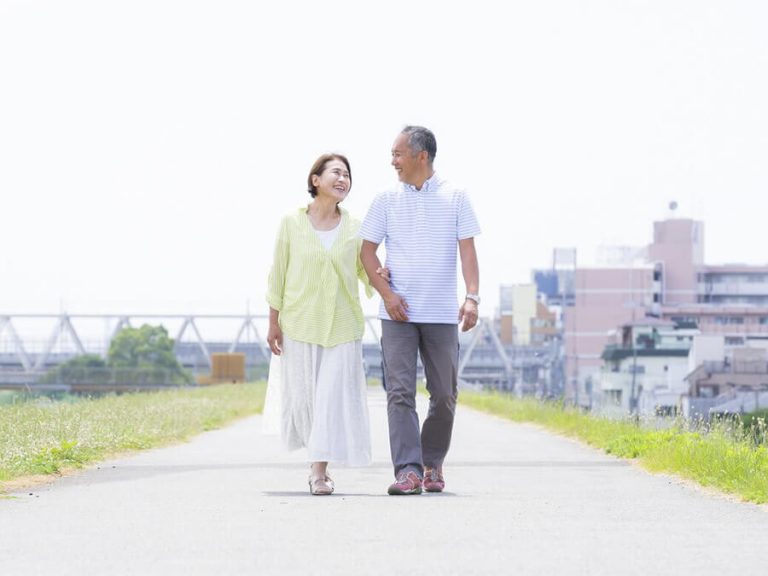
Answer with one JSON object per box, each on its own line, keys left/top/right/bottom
{"left": 312, "top": 159, "right": 351, "bottom": 203}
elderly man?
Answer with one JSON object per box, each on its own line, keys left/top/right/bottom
{"left": 360, "top": 125, "right": 481, "bottom": 495}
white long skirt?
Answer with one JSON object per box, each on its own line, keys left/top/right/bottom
{"left": 262, "top": 335, "right": 371, "bottom": 466}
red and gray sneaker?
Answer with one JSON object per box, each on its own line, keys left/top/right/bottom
{"left": 387, "top": 470, "right": 422, "bottom": 495}
{"left": 423, "top": 467, "right": 445, "bottom": 493}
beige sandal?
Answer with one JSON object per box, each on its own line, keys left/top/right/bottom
{"left": 308, "top": 473, "right": 335, "bottom": 495}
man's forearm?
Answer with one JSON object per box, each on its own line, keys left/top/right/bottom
{"left": 459, "top": 238, "right": 479, "bottom": 296}
{"left": 361, "top": 241, "right": 394, "bottom": 298}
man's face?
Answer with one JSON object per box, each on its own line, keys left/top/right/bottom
{"left": 390, "top": 133, "right": 422, "bottom": 186}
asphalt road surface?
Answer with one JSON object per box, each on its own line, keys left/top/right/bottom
{"left": 2, "top": 387, "right": 767, "bottom": 575}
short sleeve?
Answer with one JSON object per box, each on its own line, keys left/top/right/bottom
{"left": 457, "top": 191, "right": 481, "bottom": 240}
{"left": 359, "top": 192, "right": 387, "bottom": 244}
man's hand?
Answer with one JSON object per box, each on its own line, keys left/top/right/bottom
{"left": 459, "top": 298, "right": 479, "bottom": 332}
{"left": 384, "top": 293, "right": 409, "bottom": 322}
{"left": 267, "top": 322, "right": 283, "bottom": 355}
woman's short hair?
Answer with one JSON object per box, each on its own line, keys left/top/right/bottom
{"left": 307, "top": 153, "right": 352, "bottom": 198}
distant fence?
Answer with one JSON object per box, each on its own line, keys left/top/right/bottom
{"left": 0, "top": 367, "right": 195, "bottom": 393}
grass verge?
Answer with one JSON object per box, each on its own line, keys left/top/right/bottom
{"left": 0, "top": 382, "right": 266, "bottom": 492}
{"left": 459, "top": 390, "right": 768, "bottom": 505}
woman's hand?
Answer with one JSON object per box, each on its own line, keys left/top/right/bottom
{"left": 267, "top": 322, "right": 283, "bottom": 355}
{"left": 377, "top": 266, "right": 391, "bottom": 283}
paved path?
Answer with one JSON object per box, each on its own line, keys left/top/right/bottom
{"left": 1, "top": 387, "right": 767, "bottom": 575}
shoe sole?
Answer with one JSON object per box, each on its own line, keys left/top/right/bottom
{"left": 387, "top": 486, "right": 422, "bottom": 495}
{"left": 424, "top": 485, "right": 444, "bottom": 493}
{"left": 310, "top": 487, "right": 334, "bottom": 495}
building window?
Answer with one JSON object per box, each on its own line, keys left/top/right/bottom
{"left": 725, "top": 337, "right": 745, "bottom": 346}
{"left": 671, "top": 317, "right": 698, "bottom": 330}
{"left": 698, "top": 385, "right": 719, "bottom": 398}
{"left": 604, "top": 389, "right": 622, "bottom": 405}
{"left": 714, "top": 316, "right": 745, "bottom": 325}
{"left": 760, "top": 317, "right": 768, "bottom": 325}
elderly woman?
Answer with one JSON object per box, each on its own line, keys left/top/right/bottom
{"left": 264, "top": 153, "right": 374, "bottom": 495}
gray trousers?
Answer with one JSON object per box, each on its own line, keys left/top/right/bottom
{"left": 381, "top": 320, "right": 459, "bottom": 477}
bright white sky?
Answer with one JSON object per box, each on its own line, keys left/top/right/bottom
{"left": 2, "top": 0, "right": 767, "bottom": 319}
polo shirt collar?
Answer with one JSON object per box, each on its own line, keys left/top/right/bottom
{"left": 405, "top": 172, "right": 440, "bottom": 194}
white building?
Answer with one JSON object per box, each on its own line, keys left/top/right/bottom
{"left": 594, "top": 318, "right": 697, "bottom": 418}
{"left": 682, "top": 336, "right": 768, "bottom": 418}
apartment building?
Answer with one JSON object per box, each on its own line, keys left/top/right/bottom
{"left": 565, "top": 217, "right": 768, "bottom": 407}
{"left": 498, "top": 284, "right": 560, "bottom": 346}
{"left": 594, "top": 318, "right": 696, "bottom": 417}
{"left": 683, "top": 335, "right": 768, "bottom": 418}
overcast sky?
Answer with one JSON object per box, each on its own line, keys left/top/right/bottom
{"left": 2, "top": 0, "right": 767, "bottom": 321}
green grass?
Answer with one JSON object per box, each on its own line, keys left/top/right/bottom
{"left": 459, "top": 390, "right": 768, "bottom": 504}
{"left": 0, "top": 391, "right": 23, "bottom": 406}
{"left": 367, "top": 377, "right": 384, "bottom": 389}
{"left": 0, "top": 382, "right": 266, "bottom": 490}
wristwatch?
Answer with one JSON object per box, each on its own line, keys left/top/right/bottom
{"left": 465, "top": 294, "right": 481, "bottom": 305}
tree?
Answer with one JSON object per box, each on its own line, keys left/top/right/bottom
{"left": 107, "top": 324, "right": 192, "bottom": 384}
{"left": 39, "top": 354, "right": 109, "bottom": 385}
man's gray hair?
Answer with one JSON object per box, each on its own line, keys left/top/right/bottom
{"left": 402, "top": 125, "right": 437, "bottom": 165}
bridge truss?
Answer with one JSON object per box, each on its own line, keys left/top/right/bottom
{"left": 0, "top": 314, "right": 562, "bottom": 395}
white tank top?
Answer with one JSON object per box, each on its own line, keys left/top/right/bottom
{"left": 314, "top": 221, "right": 341, "bottom": 250}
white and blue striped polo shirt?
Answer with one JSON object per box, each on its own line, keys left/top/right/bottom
{"left": 359, "top": 173, "right": 481, "bottom": 324}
